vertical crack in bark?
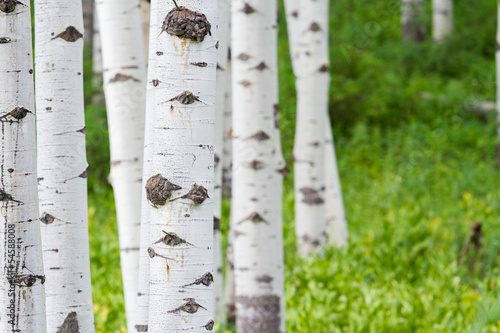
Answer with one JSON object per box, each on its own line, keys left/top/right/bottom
{"left": 168, "top": 298, "right": 206, "bottom": 314}
{"left": 154, "top": 231, "right": 192, "bottom": 247}
{"left": 163, "top": 6, "right": 211, "bottom": 42}
{"left": 52, "top": 26, "right": 83, "bottom": 42}
{"left": 57, "top": 312, "right": 79, "bottom": 333}
{"left": 168, "top": 91, "right": 200, "bottom": 104}
{"left": 273, "top": 104, "right": 280, "bottom": 129}
{"left": 183, "top": 272, "right": 213, "bottom": 287}
{"left": 145, "top": 174, "right": 182, "bottom": 206}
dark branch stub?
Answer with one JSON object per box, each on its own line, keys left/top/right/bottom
{"left": 169, "top": 91, "right": 200, "bottom": 105}
{"left": 171, "top": 184, "right": 209, "bottom": 205}
{"left": 57, "top": 311, "right": 79, "bottom": 333}
{"left": 40, "top": 212, "right": 55, "bottom": 225}
{"left": 147, "top": 247, "right": 175, "bottom": 262}
{"left": 154, "top": 231, "right": 192, "bottom": 247}
{"left": 0, "top": 107, "right": 31, "bottom": 122}
{"left": 0, "top": 0, "right": 16, "bottom": 13}
{"left": 8, "top": 273, "right": 45, "bottom": 288}
{"left": 183, "top": 272, "right": 214, "bottom": 287}
{"left": 78, "top": 167, "right": 88, "bottom": 179}
{"left": 145, "top": 174, "right": 182, "bottom": 206}
{"left": 163, "top": 6, "right": 211, "bottom": 42}
{"left": 238, "top": 212, "right": 269, "bottom": 225}
{"left": 0, "top": 37, "right": 11, "bottom": 44}
{"left": 169, "top": 298, "right": 207, "bottom": 314}
{"left": 52, "top": 26, "right": 83, "bottom": 42}
{"left": 204, "top": 320, "right": 215, "bottom": 331}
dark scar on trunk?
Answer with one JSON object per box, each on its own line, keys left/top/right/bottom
{"left": 237, "top": 212, "right": 269, "bottom": 225}
{"left": 162, "top": 6, "right": 211, "bottom": 42}
{"left": 204, "top": 320, "right": 215, "bottom": 331}
{"left": 0, "top": 0, "right": 18, "bottom": 13}
{"left": 248, "top": 130, "right": 270, "bottom": 141}
{"left": 238, "top": 53, "right": 250, "bottom": 61}
{"left": 168, "top": 298, "right": 206, "bottom": 314}
{"left": 169, "top": 91, "right": 200, "bottom": 104}
{"left": 183, "top": 272, "right": 213, "bottom": 287}
{"left": 214, "top": 216, "right": 220, "bottom": 231}
{"left": 300, "top": 187, "right": 324, "bottom": 205}
{"left": 79, "top": 167, "right": 88, "bottom": 178}
{"left": 236, "top": 295, "right": 280, "bottom": 332}
{"left": 40, "top": 212, "right": 55, "bottom": 225}
{"left": 154, "top": 230, "right": 192, "bottom": 247}
{"left": 109, "top": 73, "right": 140, "bottom": 83}
{"left": 191, "top": 62, "right": 208, "bottom": 67}
{"left": 135, "top": 324, "right": 148, "bottom": 332}
{"left": 0, "top": 107, "right": 31, "bottom": 122}
{"left": 170, "top": 184, "right": 209, "bottom": 204}
{"left": 52, "top": 26, "right": 83, "bottom": 42}
{"left": 8, "top": 273, "right": 45, "bottom": 288}
{"left": 145, "top": 174, "right": 182, "bottom": 206}
{"left": 241, "top": 3, "right": 256, "bottom": 14}
{"left": 252, "top": 62, "right": 269, "bottom": 71}
{"left": 0, "top": 37, "right": 11, "bottom": 43}
{"left": 57, "top": 311, "right": 79, "bottom": 333}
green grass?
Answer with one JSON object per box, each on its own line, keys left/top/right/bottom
{"left": 86, "top": 0, "right": 500, "bottom": 331}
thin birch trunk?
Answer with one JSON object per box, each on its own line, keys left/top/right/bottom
{"left": 0, "top": 2, "right": 46, "bottom": 331}
{"left": 215, "top": 0, "right": 230, "bottom": 323}
{"left": 225, "top": 219, "right": 236, "bottom": 323}
{"left": 134, "top": 1, "right": 157, "bottom": 331}
{"left": 432, "top": 0, "right": 453, "bottom": 42}
{"left": 82, "top": 0, "right": 94, "bottom": 49}
{"left": 34, "top": 0, "right": 95, "bottom": 331}
{"left": 325, "top": 114, "right": 349, "bottom": 247}
{"left": 232, "top": 0, "right": 286, "bottom": 330}
{"left": 141, "top": 0, "right": 151, "bottom": 62}
{"left": 222, "top": 44, "right": 233, "bottom": 199}
{"left": 96, "top": 0, "right": 147, "bottom": 331}
{"left": 147, "top": 1, "right": 217, "bottom": 330}
{"left": 92, "top": 3, "right": 102, "bottom": 79}
{"left": 402, "top": 0, "right": 426, "bottom": 42}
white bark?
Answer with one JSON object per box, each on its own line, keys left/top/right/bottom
{"left": 96, "top": 0, "right": 147, "bottom": 331}
{"left": 147, "top": 1, "right": 217, "bottom": 330}
{"left": 325, "top": 115, "right": 349, "bottom": 247}
{"left": 134, "top": 0, "right": 157, "bottom": 331}
{"left": 232, "top": 0, "right": 286, "bottom": 331}
{"left": 215, "top": 0, "right": 230, "bottom": 323}
{"left": 34, "top": 0, "right": 95, "bottom": 332}
{"left": 0, "top": 2, "right": 46, "bottom": 332}
{"left": 222, "top": 36, "right": 233, "bottom": 199}
{"left": 432, "top": 0, "right": 453, "bottom": 42}
{"left": 402, "top": 0, "right": 426, "bottom": 42}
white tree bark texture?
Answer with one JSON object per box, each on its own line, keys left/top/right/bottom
{"left": 0, "top": 2, "right": 47, "bottom": 332}
{"left": 284, "top": 0, "right": 349, "bottom": 250}
{"left": 214, "top": 0, "right": 230, "bottom": 323}
{"left": 402, "top": 0, "right": 426, "bottom": 42}
{"left": 231, "top": 0, "right": 286, "bottom": 331}
{"left": 146, "top": 0, "right": 217, "bottom": 331}
{"left": 432, "top": 0, "right": 452, "bottom": 42}
{"left": 34, "top": 0, "right": 95, "bottom": 332}
{"left": 134, "top": 0, "right": 157, "bottom": 331}
{"left": 95, "top": 0, "right": 147, "bottom": 331}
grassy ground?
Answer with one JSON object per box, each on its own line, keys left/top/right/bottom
{"left": 85, "top": 0, "right": 500, "bottom": 331}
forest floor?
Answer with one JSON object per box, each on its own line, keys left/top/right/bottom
{"left": 85, "top": 0, "right": 500, "bottom": 332}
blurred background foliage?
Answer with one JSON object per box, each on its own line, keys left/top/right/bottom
{"left": 82, "top": 0, "right": 500, "bottom": 331}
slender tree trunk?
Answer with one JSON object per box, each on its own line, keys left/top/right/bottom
{"left": 232, "top": 0, "right": 286, "bottom": 330}
{"left": 225, "top": 218, "right": 236, "bottom": 323}
{"left": 222, "top": 45, "right": 233, "bottom": 199}
{"left": 214, "top": 0, "right": 230, "bottom": 323}
{"left": 134, "top": 1, "right": 156, "bottom": 331}
{"left": 0, "top": 2, "right": 47, "bottom": 331}
{"left": 141, "top": 0, "right": 151, "bottom": 62}
{"left": 325, "top": 114, "right": 349, "bottom": 247}
{"left": 34, "top": 0, "right": 95, "bottom": 332}
{"left": 402, "top": 0, "right": 426, "bottom": 42}
{"left": 82, "top": 0, "right": 94, "bottom": 50}
{"left": 92, "top": 3, "right": 102, "bottom": 79}
{"left": 96, "top": 1, "right": 147, "bottom": 331}
{"left": 432, "top": 0, "right": 453, "bottom": 42}
{"left": 496, "top": 2, "right": 500, "bottom": 163}
{"left": 147, "top": 1, "right": 217, "bottom": 330}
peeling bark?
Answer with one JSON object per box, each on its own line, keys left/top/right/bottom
{"left": 35, "top": 0, "right": 95, "bottom": 331}
{"left": 0, "top": 1, "right": 46, "bottom": 331}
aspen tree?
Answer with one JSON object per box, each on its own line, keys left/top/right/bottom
{"left": 432, "top": 0, "right": 453, "bottom": 42}
{"left": 146, "top": 0, "right": 217, "bottom": 330}
{"left": 402, "top": 0, "right": 426, "bottom": 42}
{"left": 34, "top": 0, "right": 95, "bottom": 331}
{"left": 0, "top": 1, "right": 46, "bottom": 331}
{"left": 232, "top": 0, "right": 286, "bottom": 330}
{"left": 141, "top": 0, "right": 151, "bottom": 61}
{"left": 214, "top": 0, "right": 230, "bottom": 322}
{"left": 134, "top": 1, "right": 157, "bottom": 331}
{"left": 95, "top": 0, "right": 147, "bottom": 330}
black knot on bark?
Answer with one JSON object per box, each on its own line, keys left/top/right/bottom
{"left": 183, "top": 272, "right": 214, "bottom": 287}
{"left": 53, "top": 26, "right": 83, "bottom": 42}
{"left": 205, "top": 320, "right": 215, "bottom": 331}
{"left": 169, "top": 298, "right": 207, "bottom": 314}
{"left": 0, "top": 37, "right": 11, "bottom": 44}
{"left": 163, "top": 6, "right": 211, "bottom": 42}
{"left": 169, "top": 91, "right": 200, "bottom": 104}
{"left": 0, "top": 0, "right": 16, "bottom": 13}
{"left": 177, "top": 184, "right": 209, "bottom": 205}
{"left": 40, "top": 212, "right": 55, "bottom": 225}
{"left": 146, "top": 174, "right": 182, "bottom": 206}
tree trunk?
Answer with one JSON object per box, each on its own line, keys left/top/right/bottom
{"left": 222, "top": 45, "right": 233, "bottom": 199}
{"left": 95, "top": 1, "right": 147, "bottom": 331}
{"left": 34, "top": 0, "right": 95, "bottom": 332}
{"left": 0, "top": 2, "right": 47, "bottom": 331}
{"left": 232, "top": 0, "right": 286, "bottom": 331}
{"left": 214, "top": 0, "right": 230, "bottom": 323}
{"left": 82, "top": 0, "right": 94, "bottom": 50}
{"left": 402, "top": 0, "right": 426, "bottom": 42}
{"left": 141, "top": 0, "right": 151, "bottom": 62}
{"left": 225, "top": 219, "right": 236, "bottom": 323}
{"left": 325, "top": 114, "right": 349, "bottom": 247}
{"left": 496, "top": 2, "right": 500, "bottom": 163}
{"left": 134, "top": 1, "right": 156, "bottom": 331}
{"left": 147, "top": 1, "right": 217, "bottom": 330}
{"left": 432, "top": 0, "right": 453, "bottom": 42}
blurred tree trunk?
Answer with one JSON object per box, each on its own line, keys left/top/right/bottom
{"left": 214, "top": 0, "right": 231, "bottom": 323}
{"left": 232, "top": 0, "right": 286, "bottom": 330}
{"left": 92, "top": 3, "right": 104, "bottom": 105}
{"left": 96, "top": 0, "right": 147, "bottom": 331}
{"left": 147, "top": 0, "right": 217, "bottom": 330}
{"left": 496, "top": 2, "right": 500, "bottom": 163}
{"left": 134, "top": 1, "right": 155, "bottom": 332}
{"left": 402, "top": 0, "right": 426, "bottom": 42}
{"left": 83, "top": 0, "right": 94, "bottom": 50}
{"left": 0, "top": 2, "right": 47, "bottom": 331}
{"left": 432, "top": 0, "right": 453, "bottom": 42}
{"left": 141, "top": 0, "right": 150, "bottom": 62}
{"left": 34, "top": 0, "right": 95, "bottom": 331}
{"left": 222, "top": 43, "right": 233, "bottom": 199}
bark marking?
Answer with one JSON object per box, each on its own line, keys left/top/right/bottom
{"left": 241, "top": 3, "right": 256, "bottom": 14}
{"left": 183, "top": 272, "right": 213, "bottom": 287}
{"left": 205, "top": 320, "right": 214, "bottom": 330}
{"left": 248, "top": 130, "right": 270, "bottom": 141}
{"left": 214, "top": 216, "right": 220, "bottom": 231}
{"left": 0, "top": 0, "right": 16, "bottom": 13}
{"left": 145, "top": 174, "right": 182, "bottom": 206}
{"left": 169, "top": 91, "right": 200, "bottom": 104}
{"left": 300, "top": 187, "right": 324, "bottom": 205}
{"left": 109, "top": 73, "right": 140, "bottom": 83}
{"left": 236, "top": 295, "right": 280, "bottom": 332}
{"left": 53, "top": 26, "right": 83, "bottom": 42}
{"left": 41, "top": 212, "right": 56, "bottom": 225}
{"left": 135, "top": 324, "right": 148, "bottom": 332}
{"left": 238, "top": 212, "right": 269, "bottom": 225}
{"left": 154, "top": 231, "right": 192, "bottom": 247}
{"left": 171, "top": 184, "right": 209, "bottom": 204}
{"left": 169, "top": 298, "right": 206, "bottom": 314}
{"left": 163, "top": 6, "right": 211, "bottom": 42}
{"left": 0, "top": 37, "right": 11, "bottom": 43}
{"left": 57, "top": 311, "right": 79, "bottom": 333}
